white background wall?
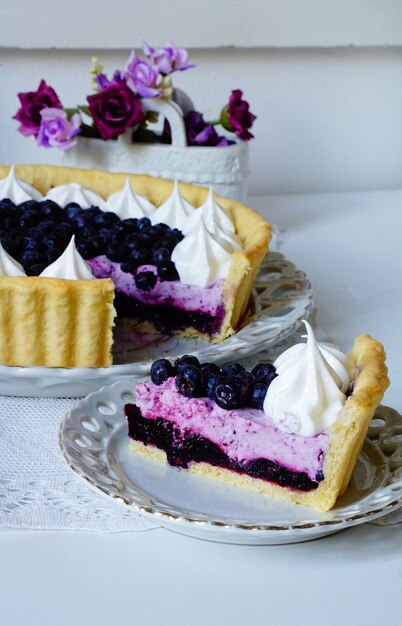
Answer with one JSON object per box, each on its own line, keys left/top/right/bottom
{"left": 1, "top": 1, "right": 402, "bottom": 195}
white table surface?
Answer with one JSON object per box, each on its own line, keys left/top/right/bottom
{"left": 1, "top": 190, "right": 401, "bottom": 626}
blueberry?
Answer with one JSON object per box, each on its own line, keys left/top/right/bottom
{"left": 127, "top": 248, "right": 150, "bottom": 268}
{"left": 171, "top": 228, "right": 184, "bottom": 241}
{"left": 70, "top": 214, "right": 92, "bottom": 230}
{"left": 205, "top": 374, "right": 226, "bottom": 398}
{"left": 85, "top": 205, "right": 103, "bottom": 218}
{"left": 22, "top": 238, "right": 41, "bottom": 252}
{"left": 126, "top": 234, "right": 142, "bottom": 250}
{"left": 122, "top": 218, "right": 138, "bottom": 231}
{"left": 136, "top": 217, "right": 152, "bottom": 232}
{"left": 20, "top": 250, "right": 44, "bottom": 267}
{"left": 175, "top": 355, "right": 200, "bottom": 373}
{"left": 141, "top": 226, "right": 162, "bottom": 245}
{"left": 134, "top": 271, "right": 157, "bottom": 291}
{"left": 41, "top": 201, "right": 63, "bottom": 221}
{"left": 175, "top": 365, "right": 203, "bottom": 398}
{"left": 157, "top": 261, "right": 179, "bottom": 281}
{"left": 111, "top": 221, "right": 128, "bottom": 240}
{"left": 105, "top": 242, "right": 129, "bottom": 263}
{"left": 150, "top": 358, "right": 176, "bottom": 385}
{"left": 250, "top": 383, "right": 269, "bottom": 410}
{"left": 157, "top": 236, "right": 178, "bottom": 253}
{"left": 251, "top": 363, "right": 277, "bottom": 384}
{"left": 213, "top": 379, "right": 244, "bottom": 410}
{"left": 237, "top": 370, "right": 255, "bottom": 393}
{"left": 65, "top": 204, "right": 83, "bottom": 220}
{"left": 19, "top": 209, "right": 40, "bottom": 228}
{"left": 221, "top": 362, "right": 245, "bottom": 378}
{"left": 0, "top": 199, "right": 16, "bottom": 210}
{"left": 27, "top": 263, "right": 47, "bottom": 276}
{"left": 93, "top": 211, "right": 120, "bottom": 227}
{"left": 200, "top": 362, "right": 221, "bottom": 378}
{"left": 18, "top": 199, "right": 41, "bottom": 213}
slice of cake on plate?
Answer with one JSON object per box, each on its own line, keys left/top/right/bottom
{"left": 0, "top": 165, "right": 270, "bottom": 367}
{"left": 125, "top": 321, "right": 389, "bottom": 511}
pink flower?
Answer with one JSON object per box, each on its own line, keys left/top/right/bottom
{"left": 124, "top": 52, "right": 162, "bottom": 98}
{"left": 87, "top": 81, "right": 143, "bottom": 140}
{"left": 36, "top": 108, "right": 81, "bottom": 150}
{"left": 143, "top": 42, "right": 195, "bottom": 75}
{"left": 13, "top": 80, "right": 62, "bottom": 137}
{"left": 222, "top": 90, "right": 256, "bottom": 141}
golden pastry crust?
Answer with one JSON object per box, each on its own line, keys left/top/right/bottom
{"left": 129, "top": 335, "right": 389, "bottom": 511}
{"left": 0, "top": 276, "right": 115, "bottom": 367}
{"left": 0, "top": 164, "right": 271, "bottom": 340}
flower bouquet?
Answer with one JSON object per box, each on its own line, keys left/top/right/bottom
{"left": 13, "top": 43, "right": 256, "bottom": 200}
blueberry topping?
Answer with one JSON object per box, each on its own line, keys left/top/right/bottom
{"left": 136, "top": 217, "right": 152, "bottom": 232}
{"left": 151, "top": 358, "right": 176, "bottom": 385}
{"left": 127, "top": 247, "right": 150, "bottom": 268}
{"left": 205, "top": 373, "right": 227, "bottom": 398}
{"left": 213, "top": 379, "right": 244, "bottom": 410}
{"left": 175, "top": 354, "right": 200, "bottom": 372}
{"left": 93, "top": 211, "right": 120, "bottom": 227}
{"left": 250, "top": 383, "right": 268, "bottom": 410}
{"left": 65, "top": 205, "right": 83, "bottom": 220}
{"left": 134, "top": 271, "right": 157, "bottom": 291}
{"left": 200, "top": 362, "right": 221, "bottom": 383}
{"left": 221, "top": 362, "right": 245, "bottom": 377}
{"left": 251, "top": 363, "right": 277, "bottom": 384}
{"left": 152, "top": 247, "right": 171, "bottom": 264}
{"left": 175, "top": 365, "right": 203, "bottom": 398}
{"left": 157, "top": 261, "right": 179, "bottom": 281}
{"left": 105, "top": 242, "right": 129, "bottom": 263}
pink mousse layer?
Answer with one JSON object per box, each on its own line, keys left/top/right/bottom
{"left": 135, "top": 378, "right": 329, "bottom": 481}
{"left": 88, "top": 256, "right": 224, "bottom": 315}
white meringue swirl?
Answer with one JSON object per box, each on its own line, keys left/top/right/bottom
{"left": 107, "top": 177, "right": 156, "bottom": 219}
{"left": 0, "top": 166, "right": 43, "bottom": 203}
{"left": 44, "top": 183, "right": 107, "bottom": 210}
{"left": 264, "top": 321, "right": 353, "bottom": 437}
{"left": 40, "top": 236, "right": 94, "bottom": 280}
{"left": 0, "top": 242, "right": 26, "bottom": 276}
{"left": 151, "top": 180, "right": 194, "bottom": 232}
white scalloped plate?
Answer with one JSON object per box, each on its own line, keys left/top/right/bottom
{"left": 59, "top": 379, "right": 402, "bottom": 545}
{"left": 0, "top": 252, "right": 313, "bottom": 397}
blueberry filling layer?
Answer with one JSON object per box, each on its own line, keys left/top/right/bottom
{"left": 115, "top": 292, "right": 226, "bottom": 335}
{"left": 126, "top": 404, "right": 322, "bottom": 491}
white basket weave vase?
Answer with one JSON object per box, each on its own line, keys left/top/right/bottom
{"left": 62, "top": 97, "right": 249, "bottom": 202}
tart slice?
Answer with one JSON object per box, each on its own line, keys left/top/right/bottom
{"left": 125, "top": 323, "right": 389, "bottom": 511}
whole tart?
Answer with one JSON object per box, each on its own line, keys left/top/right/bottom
{"left": 0, "top": 165, "right": 270, "bottom": 367}
{"left": 125, "top": 334, "right": 389, "bottom": 511}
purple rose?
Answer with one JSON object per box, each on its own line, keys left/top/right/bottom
{"left": 143, "top": 42, "right": 195, "bottom": 75}
{"left": 87, "top": 81, "right": 143, "bottom": 140}
{"left": 13, "top": 80, "right": 62, "bottom": 137}
{"left": 36, "top": 108, "right": 81, "bottom": 150}
{"left": 223, "top": 89, "right": 256, "bottom": 141}
{"left": 124, "top": 52, "right": 161, "bottom": 98}
{"left": 184, "top": 111, "right": 229, "bottom": 147}
{"left": 95, "top": 70, "right": 124, "bottom": 91}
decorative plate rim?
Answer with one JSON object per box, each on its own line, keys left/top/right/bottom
{"left": 59, "top": 379, "right": 402, "bottom": 537}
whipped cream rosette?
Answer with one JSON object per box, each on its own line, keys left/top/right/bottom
{"left": 40, "top": 236, "right": 94, "bottom": 280}
{"left": 264, "top": 321, "right": 354, "bottom": 436}
{"left": 151, "top": 180, "right": 195, "bottom": 233}
{"left": 107, "top": 176, "right": 156, "bottom": 219}
{"left": 0, "top": 166, "right": 43, "bottom": 203}
{"left": 45, "top": 182, "right": 107, "bottom": 210}
{"left": 0, "top": 242, "right": 27, "bottom": 276}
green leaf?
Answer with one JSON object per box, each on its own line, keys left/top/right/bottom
{"left": 77, "top": 104, "right": 91, "bottom": 117}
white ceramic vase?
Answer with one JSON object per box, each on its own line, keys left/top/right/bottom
{"left": 62, "top": 95, "right": 249, "bottom": 202}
